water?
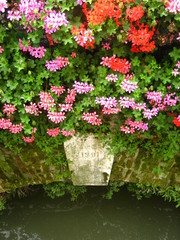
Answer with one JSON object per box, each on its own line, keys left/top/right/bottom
{"left": 0, "top": 187, "right": 180, "bottom": 240}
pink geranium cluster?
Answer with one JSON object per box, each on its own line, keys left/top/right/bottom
{"left": 7, "top": 10, "right": 22, "bottom": 21}
{"left": 0, "top": 118, "right": 12, "bottom": 130}
{"left": 47, "top": 111, "right": 66, "bottom": 124}
{"left": 82, "top": 112, "right": 102, "bottom": 126}
{"left": 0, "top": 46, "right": 4, "bottom": 53}
{"left": 47, "top": 128, "right": 61, "bottom": 137}
{"left": 43, "top": 10, "right": 68, "bottom": 34}
{"left": 22, "top": 136, "right": 35, "bottom": 143}
{"left": 50, "top": 86, "right": 65, "bottom": 96}
{"left": 0, "top": 0, "right": 7, "bottom": 12}
{"left": 163, "top": 93, "right": 179, "bottom": 106}
{"left": 9, "top": 123, "right": 23, "bottom": 134}
{"left": 45, "top": 56, "right": 69, "bottom": 72}
{"left": 28, "top": 46, "right": 46, "bottom": 58}
{"left": 143, "top": 107, "right": 159, "bottom": 119}
{"left": 61, "top": 129, "right": 75, "bottom": 137}
{"left": 172, "top": 61, "right": 180, "bottom": 76}
{"left": 102, "top": 106, "right": 121, "bottom": 115}
{"left": 59, "top": 104, "right": 73, "bottom": 112}
{"left": 165, "top": 0, "right": 180, "bottom": 14}
{"left": 120, "top": 118, "right": 148, "bottom": 134}
{"left": 24, "top": 102, "right": 40, "bottom": 116}
{"left": 105, "top": 74, "right": 118, "bottom": 82}
{"left": 73, "top": 81, "right": 94, "bottom": 94}
{"left": 65, "top": 89, "right": 76, "bottom": 104}
{"left": 38, "top": 91, "right": 55, "bottom": 110}
{"left": 19, "top": 0, "right": 45, "bottom": 22}
{"left": 120, "top": 79, "right": 138, "bottom": 93}
{"left": 119, "top": 96, "right": 136, "bottom": 108}
{"left": 77, "top": 0, "right": 86, "bottom": 5}
{"left": 146, "top": 91, "right": 163, "bottom": 104}
{"left": 95, "top": 97, "right": 117, "bottom": 108}
{"left": 3, "top": 104, "right": 16, "bottom": 116}
{"left": 101, "top": 55, "right": 131, "bottom": 74}
{"left": 73, "top": 26, "right": 95, "bottom": 48}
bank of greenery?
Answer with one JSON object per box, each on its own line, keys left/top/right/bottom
{"left": 0, "top": 0, "right": 179, "bottom": 209}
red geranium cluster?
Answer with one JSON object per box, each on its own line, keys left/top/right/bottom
{"left": 82, "top": 0, "right": 121, "bottom": 26}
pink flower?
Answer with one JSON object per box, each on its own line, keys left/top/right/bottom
{"left": 0, "top": 46, "right": 3, "bottom": 53}
{"left": 38, "top": 91, "right": 55, "bottom": 110}
{"left": 22, "top": 136, "right": 35, "bottom": 143}
{"left": 165, "top": 0, "right": 180, "bottom": 14}
{"left": 120, "top": 79, "right": 138, "bottom": 93}
{"left": 71, "top": 52, "right": 77, "bottom": 58}
{"left": 0, "top": 118, "right": 12, "bottom": 129}
{"left": 19, "top": 39, "right": 29, "bottom": 52}
{"left": 24, "top": 102, "right": 40, "bottom": 116}
{"left": 61, "top": 129, "right": 75, "bottom": 137}
{"left": 77, "top": 0, "right": 86, "bottom": 5}
{"left": 102, "top": 42, "right": 111, "bottom": 50}
{"left": 46, "top": 56, "right": 69, "bottom": 72}
{"left": 96, "top": 97, "right": 117, "bottom": 108}
{"left": 120, "top": 118, "right": 148, "bottom": 134}
{"left": 43, "top": 10, "right": 68, "bottom": 34}
{"left": 82, "top": 112, "right": 102, "bottom": 126}
{"left": 50, "top": 86, "right": 65, "bottom": 96}
{"left": 143, "top": 108, "right": 159, "bottom": 119}
{"left": 146, "top": 91, "right": 162, "bottom": 104}
{"left": 65, "top": 89, "right": 76, "bottom": 104}
{"left": 59, "top": 103, "right": 73, "bottom": 112}
{"left": 47, "top": 112, "right": 66, "bottom": 123}
{"left": 102, "top": 106, "right": 121, "bottom": 114}
{"left": 0, "top": 0, "right": 7, "bottom": 12}
{"left": 105, "top": 74, "right": 118, "bottom": 82}
{"left": 7, "top": 10, "right": 22, "bottom": 21}
{"left": 163, "top": 93, "right": 179, "bottom": 106}
{"left": 119, "top": 97, "right": 135, "bottom": 108}
{"left": 9, "top": 123, "right": 23, "bottom": 134}
{"left": 172, "top": 68, "right": 179, "bottom": 76}
{"left": 28, "top": 46, "right": 46, "bottom": 58}
{"left": 73, "top": 81, "right": 94, "bottom": 94}
{"left": 47, "top": 128, "right": 61, "bottom": 137}
{"left": 176, "top": 61, "right": 180, "bottom": 68}
{"left": 3, "top": 104, "right": 16, "bottom": 116}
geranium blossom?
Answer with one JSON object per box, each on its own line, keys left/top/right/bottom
{"left": 38, "top": 91, "right": 55, "bottom": 110}
{"left": 47, "top": 128, "right": 61, "bottom": 137}
{"left": 50, "top": 86, "right": 65, "bottom": 96}
{"left": 43, "top": 10, "right": 68, "bottom": 34}
{"left": 96, "top": 97, "right": 117, "bottom": 108}
{"left": 120, "top": 79, "right": 138, "bottom": 93}
{"left": 0, "top": 46, "right": 4, "bottom": 53}
{"left": 65, "top": 89, "right": 76, "bottom": 104}
{"left": 82, "top": 112, "right": 102, "bottom": 126}
{"left": 73, "top": 81, "right": 94, "bottom": 94}
{"left": 59, "top": 104, "right": 73, "bottom": 112}
{"left": 46, "top": 56, "right": 69, "bottom": 72}
{"left": 22, "top": 136, "right": 35, "bottom": 143}
{"left": 3, "top": 104, "right": 16, "bottom": 116}
{"left": 61, "top": 129, "right": 75, "bottom": 137}
{"left": 9, "top": 123, "right": 23, "bottom": 134}
{"left": 0, "top": 118, "right": 12, "bottom": 130}
{"left": 24, "top": 102, "right": 40, "bottom": 116}
{"left": 7, "top": 10, "right": 22, "bottom": 21}
{"left": 105, "top": 74, "right": 118, "bottom": 82}
{"left": 0, "top": 0, "right": 7, "bottom": 12}
{"left": 28, "top": 46, "right": 46, "bottom": 58}
{"left": 47, "top": 112, "right": 66, "bottom": 123}
{"left": 165, "top": 0, "right": 180, "bottom": 14}
{"left": 120, "top": 118, "right": 148, "bottom": 134}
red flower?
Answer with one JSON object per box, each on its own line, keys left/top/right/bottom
{"left": 173, "top": 117, "right": 180, "bottom": 127}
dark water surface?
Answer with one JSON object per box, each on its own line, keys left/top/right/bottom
{"left": 0, "top": 187, "right": 180, "bottom": 240}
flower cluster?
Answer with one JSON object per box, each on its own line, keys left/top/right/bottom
{"left": 105, "top": 74, "right": 118, "bottom": 82}
{"left": 3, "top": 104, "right": 16, "bottom": 116}
{"left": 28, "top": 46, "right": 46, "bottom": 58}
{"left": 165, "top": 0, "right": 180, "bottom": 14}
{"left": 47, "top": 128, "right": 61, "bottom": 137}
{"left": 102, "top": 106, "right": 121, "bottom": 115}
{"left": 47, "top": 111, "right": 66, "bottom": 124}
{"left": 119, "top": 96, "right": 136, "bottom": 108}
{"left": 71, "top": 25, "right": 95, "bottom": 49}
{"left": 77, "top": 0, "right": 86, "bottom": 5}
{"left": 38, "top": 91, "right": 55, "bottom": 110}
{"left": 22, "top": 136, "right": 35, "bottom": 143}
{"left": 101, "top": 55, "right": 131, "bottom": 74}
{"left": 9, "top": 123, "right": 23, "bottom": 134}
{"left": 43, "top": 10, "right": 68, "bottom": 34}
{"left": 120, "top": 118, "right": 148, "bottom": 134}
{"left": 128, "top": 24, "right": 155, "bottom": 53}
{"left": 172, "top": 61, "right": 180, "bottom": 76}
{"left": 0, "top": 118, "right": 12, "bottom": 130}
{"left": 73, "top": 81, "right": 94, "bottom": 94}
{"left": 0, "top": 46, "right": 3, "bottom": 54}
{"left": 7, "top": 10, "right": 22, "bottom": 21}
{"left": 45, "top": 56, "right": 69, "bottom": 72}
{"left": 61, "top": 129, "right": 75, "bottom": 137}
{"left": 96, "top": 97, "right": 117, "bottom": 108}
{"left": 24, "top": 102, "right": 40, "bottom": 116}
{"left": 120, "top": 79, "right": 138, "bottom": 93}
{"left": 126, "top": 6, "right": 144, "bottom": 22}
{"left": 0, "top": 0, "right": 7, "bottom": 12}
{"left": 143, "top": 107, "right": 159, "bottom": 119}
{"left": 65, "top": 89, "right": 76, "bottom": 104}
{"left": 50, "top": 86, "right": 65, "bottom": 96}
{"left": 82, "top": 112, "right": 102, "bottom": 126}
{"left": 82, "top": 0, "right": 121, "bottom": 26}
{"left": 59, "top": 104, "right": 73, "bottom": 112}
{"left": 146, "top": 91, "right": 163, "bottom": 104}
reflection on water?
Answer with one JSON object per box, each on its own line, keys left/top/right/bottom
{"left": 0, "top": 187, "right": 180, "bottom": 240}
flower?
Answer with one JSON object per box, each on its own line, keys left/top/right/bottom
{"left": 50, "top": 86, "right": 65, "bottom": 96}
{"left": 22, "top": 136, "right": 35, "bottom": 143}
{"left": 47, "top": 128, "right": 61, "bottom": 137}
{"left": 3, "top": 104, "right": 16, "bottom": 116}
{"left": 47, "top": 111, "right": 66, "bottom": 123}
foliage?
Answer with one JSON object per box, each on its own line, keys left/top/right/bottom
{"left": 0, "top": 0, "right": 179, "bottom": 203}
{"left": 43, "top": 182, "right": 87, "bottom": 201}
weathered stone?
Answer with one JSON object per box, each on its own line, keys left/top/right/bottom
{"left": 64, "top": 134, "right": 114, "bottom": 185}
